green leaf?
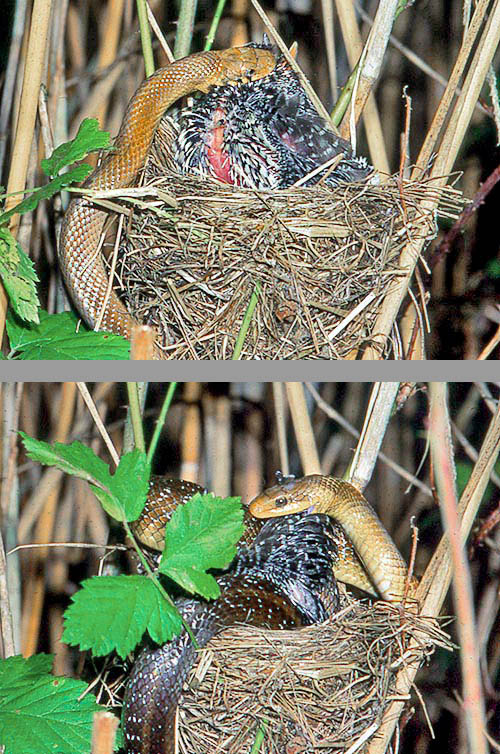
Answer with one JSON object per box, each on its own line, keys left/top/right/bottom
{"left": 90, "top": 449, "right": 150, "bottom": 521}
{"left": 160, "top": 493, "right": 244, "bottom": 599}
{"left": 41, "top": 118, "right": 111, "bottom": 178}
{"left": 0, "top": 228, "right": 40, "bottom": 324}
{"left": 0, "top": 166, "right": 91, "bottom": 226}
{"left": 6, "top": 309, "right": 130, "bottom": 360}
{"left": 19, "top": 434, "right": 149, "bottom": 523}
{"left": 62, "top": 575, "right": 183, "bottom": 658}
{"left": 486, "top": 259, "right": 500, "bottom": 279}
{"left": 0, "top": 653, "right": 106, "bottom": 754}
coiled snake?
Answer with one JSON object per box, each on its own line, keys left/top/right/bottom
{"left": 122, "top": 474, "right": 416, "bottom": 754}
{"left": 58, "top": 46, "right": 276, "bottom": 358}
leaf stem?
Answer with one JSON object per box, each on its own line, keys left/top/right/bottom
{"left": 146, "top": 383, "right": 177, "bottom": 466}
{"left": 136, "top": 0, "right": 155, "bottom": 77}
{"left": 123, "top": 520, "right": 199, "bottom": 647}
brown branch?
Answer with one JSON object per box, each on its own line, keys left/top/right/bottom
{"left": 430, "top": 162, "right": 500, "bottom": 268}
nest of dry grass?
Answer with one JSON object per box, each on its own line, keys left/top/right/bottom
{"left": 176, "top": 592, "right": 452, "bottom": 754}
{"left": 115, "top": 121, "right": 465, "bottom": 359}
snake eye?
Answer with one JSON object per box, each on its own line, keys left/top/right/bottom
{"left": 275, "top": 496, "right": 288, "bottom": 508}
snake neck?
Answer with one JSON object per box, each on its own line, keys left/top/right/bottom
{"left": 122, "top": 513, "right": 338, "bottom": 754}
{"left": 249, "top": 474, "right": 414, "bottom": 603}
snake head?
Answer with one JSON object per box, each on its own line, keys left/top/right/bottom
{"left": 216, "top": 46, "right": 277, "bottom": 87}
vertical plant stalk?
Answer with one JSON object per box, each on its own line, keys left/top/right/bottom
{"left": 204, "top": 0, "right": 228, "bottom": 51}
{"left": 272, "top": 383, "right": 290, "bottom": 477}
{"left": 1, "top": 383, "right": 23, "bottom": 654}
{"left": 94, "top": 0, "right": 126, "bottom": 127}
{"left": 321, "top": 0, "right": 337, "bottom": 102}
{"left": 339, "top": 0, "right": 399, "bottom": 136}
{"left": 136, "top": 0, "right": 155, "bottom": 76}
{"left": 22, "top": 382, "right": 77, "bottom": 657}
{"left": 349, "top": 383, "right": 399, "bottom": 490}
{"left": 91, "top": 710, "right": 119, "bottom": 754}
{"left": 285, "top": 383, "right": 321, "bottom": 474}
{"left": 363, "top": 0, "right": 500, "bottom": 358}
{"left": 366, "top": 391, "right": 500, "bottom": 754}
{"left": 147, "top": 383, "right": 178, "bottom": 466}
{"left": 0, "top": 0, "right": 28, "bottom": 175}
{"left": 429, "top": 383, "right": 488, "bottom": 754}
{"left": 126, "top": 383, "right": 147, "bottom": 454}
{"left": 0, "top": 0, "right": 54, "bottom": 349}
{"left": 333, "top": 0, "right": 390, "bottom": 174}
{"left": 174, "top": 0, "right": 199, "bottom": 60}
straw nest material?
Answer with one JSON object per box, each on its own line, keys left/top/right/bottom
{"left": 175, "top": 591, "right": 452, "bottom": 754}
{"left": 114, "top": 120, "right": 465, "bottom": 359}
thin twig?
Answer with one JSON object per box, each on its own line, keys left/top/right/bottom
{"left": 429, "top": 383, "right": 488, "bottom": 754}
{"left": 76, "top": 383, "right": 120, "bottom": 467}
{"left": 367, "top": 392, "right": 500, "bottom": 754}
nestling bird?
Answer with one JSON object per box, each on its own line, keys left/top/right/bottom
{"left": 173, "top": 43, "right": 373, "bottom": 190}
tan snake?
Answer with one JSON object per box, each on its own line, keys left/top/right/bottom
{"left": 58, "top": 47, "right": 276, "bottom": 358}
{"left": 249, "top": 474, "right": 417, "bottom": 602}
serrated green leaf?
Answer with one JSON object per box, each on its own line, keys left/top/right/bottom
{"left": 0, "top": 228, "right": 40, "bottom": 324}
{"left": 160, "top": 494, "right": 244, "bottom": 598}
{"left": 0, "top": 654, "right": 106, "bottom": 754}
{"left": 19, "top": 434, "right": 149, "bottom": 523}
{"left": 41, "top": 119, "right": 111, "bottom": 178}
{"left": 0, "top": 166, "right": 91, "bottom": 226}
{"left": 62, "top": 575, "right": 182, "bottom": 658}
{"left": 6, "top": 309, "right": 130, "bottom": 360}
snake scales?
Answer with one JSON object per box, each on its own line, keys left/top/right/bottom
{"left": 122, "top": 474, "right": 415, "bottom": 753}
{"left": 58, "top": 46, "right": 276, "bottom": 358}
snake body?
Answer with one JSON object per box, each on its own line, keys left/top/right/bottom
{"left": 249, "top": 474, "right": 416, "bottom": 602}
{"left": 123, "top": 509, "right": 338, "bottom": 754}
{"left": 58, "top": 47, "right": 276, "bottom": 355}
{"left": 123, "top": 474, "right": 414, "bottom": 753}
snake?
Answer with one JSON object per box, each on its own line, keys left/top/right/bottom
{"left": 249, "top": 473, "right": 417, "bottom": 602}
{"left": 123, "top": 478, "right": 338, "bottom": 754}
{"left": 58, "top": 46, "right": 276, "bottom": 358}
{"left": 122, "top": 474, "right": 415, "bottom": 753}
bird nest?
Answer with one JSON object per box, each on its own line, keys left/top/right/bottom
{"left": 114, "top": 120, "right": 465, "bottom": 359}
{"left": 175, "top": 592, "right": 452, "bottom": 753}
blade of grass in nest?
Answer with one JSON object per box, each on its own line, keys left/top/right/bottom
{"left": 250, "top": 719, "right": 269, "bottom": 754}
{"left": 231, "top": 281, "right": 261, "bottom": 359}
